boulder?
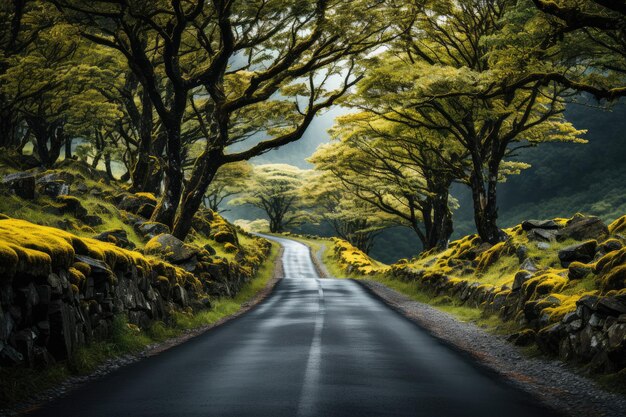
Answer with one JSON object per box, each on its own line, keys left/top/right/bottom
{"left": 37, "top": 180, "right": 69, "bottom": 197}
{"left": 137, "top": 203, "right": 156, "bottom": 219}
{"left": 75, "top": 254, "right": 112, "bottom": 275}
{"left": 507, "top": 329, "right": 536, "bottom": 346}
{"left": 520, "top": 258, "right": 539, "bottom": 273}
{"left": 213, "top": 230, "right": 236, "bottom": 244}
{"left": 537, "top": 242, "right": 551, "bottom": 251}
{"left": 93, "top": 229, "right": 133, "bottom": 249}
{"left": 118, "top": 193, "right": 157, "bottom": 216}
{"left": 56, "top": 196, "right": 88, "bottom": 218}
{"left": 516, "top": 245, "right": 528, "bottom": 263}
{"left": 558, "top": 240, "right": 597, "bottom": 267}
{"left": 607, "top": 323, "right": 626, "bottom": 350}
{"left": 136, "top": 222, "right": 170, "bottom": 239}
{"left": 522, "top": 219, "right": 560, "bottom": 231}
{"left": 36, "top": 171, "right": 75, "bottom": 184}
{"left": 512, "top": 270, "right": 533, "bottom": 292}
{"left": 145, "top": 234, "right": 199, "bottom": 264}
{"left": 528, "top": 228, "right": 557, "bottom": 242}
{"left": 2, "top": 172, "right": 36, "bottom": 199}
{"left": 75, "top": 182, "right": 89, "bottom": 194}
{"left": 203, "top": 244, "right": 216, "bottom": 256}
{"left": 555, "top": 216, "right": 609, "bottom": 242}
{"left": 0, "top": 341, "right": 24, "bottom": 365}
{"left": 82, "top": 214, "right": 103, "bottom": 227}
{"left": 597, "top": 296, "right": 626, "bottom": 317}
{"left": 568, "top": 262, "right": 593, "bottom": 280}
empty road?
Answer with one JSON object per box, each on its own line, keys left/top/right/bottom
{"left": 28, "top": 236, "right": 560, "bottom": 417}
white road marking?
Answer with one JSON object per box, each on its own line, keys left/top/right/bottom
{"left": 297, "top": 278, "right": 325, "bottom": 417}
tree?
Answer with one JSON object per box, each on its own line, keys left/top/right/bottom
{"left": 301, "top": 171, "right": 394, "bottom": 254}
{"left": 54, "top": 0, "right": 395, "bottom": 239}
{"left": 527, "top": 0, "right": 626, "bottom": 100}
{"left": 310, "top": 127, "right": 457, "bottom": 251}
{"left": 1, "top": 8, "right": 122, "bottom": 166}
{"left": 347, "top": 0, "right": 585, "bottom": 244}
{"left": 203, "top": 161, "right": 251, "bottom": 212}
{"left": 230, "top": 164, "right": 311, "bottom": 233}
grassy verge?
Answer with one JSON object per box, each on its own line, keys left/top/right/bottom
{"left": 0, "top": 240, "right": 280, "bottom": 407}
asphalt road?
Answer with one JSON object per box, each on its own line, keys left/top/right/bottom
{"left": 28, "top": 236, "right": 561, "bottom": 417}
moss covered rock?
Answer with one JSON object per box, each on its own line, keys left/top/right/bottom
{"left": 145, "top": 234, "right": 199, "bottom": 264}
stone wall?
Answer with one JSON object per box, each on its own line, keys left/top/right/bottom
{"left": 0, "top": 219, "right": 271, "bottom": 369}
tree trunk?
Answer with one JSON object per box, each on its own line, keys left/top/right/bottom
{"left": 151, "top": 122, "right": 184, "bottom": 228}
{"left": 470, "top": 166, "right": 502, "bottom": 244}
{"left": 171, "top": 153, "right": 221, "bottom": 239}
{"left": 131, "top": 87, "right": 154, "bottom": 191}
{"left": 27, "top": 117, "right": 63, "bottom": 167}
{"left": 65, "top": 136, "right": 72, "bottom": 159}
{"left": 104, "top": 151, "right": 114, "bottom": 180}
{"left": 0, "top": 108, "right": 18, "bottom": 149}
{"left": 428, "top": 188, "right": 454, "bottom": 250}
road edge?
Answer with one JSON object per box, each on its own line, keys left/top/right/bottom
{"left": 352, "top": 278, "right": 626, "bottom": 417}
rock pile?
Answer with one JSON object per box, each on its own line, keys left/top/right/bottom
{"left": 385, "top": 214, "right": 626, "bottom": 373}
{"left": 0, "top": 219, "right": 270, "bottom": 369}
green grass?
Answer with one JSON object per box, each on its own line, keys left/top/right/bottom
{"left": 0, "top": 240, "right": 279, "bottom": 408}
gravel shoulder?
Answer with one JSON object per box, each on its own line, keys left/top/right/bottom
{"left": 355, "top": 278, "right": 626, "bottom": 417}
{"left": 1, "top": 246, "right": 285, "bottom": 417}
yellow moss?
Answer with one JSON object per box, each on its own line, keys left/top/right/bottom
{"left": 224, "top": 242, "right": 238, "bottom": 253}
{"left": 553, "top": 217, "right": 569, "bottom": 227}
{"left": 72, "top": 261, "right": 91, "bottom": 277}
{"left": 0, "top": 243, "right": 19, "bottom": 278}
{"left": 0, "top": 219, "right": 73, "bottom": 274}
{"left": 476, "top": 242, "right": 512, "bottom": 272}
{"left": 332, "top": 238, "right": 387, "bottom": 275}
{"left": 68, "top": 267, "right": 86, "bottom": 287}
{"left": 541, "top": 292, "right": 596, "bottom": 323}
{"left": 134, "top": 192, "right": 157, "bottom": 204}
{"left": 523, "top": 270, "right": 569, "bottom": 299}
{"left": 609, "top": 215, "right": 626, "bottom": 235}
{"left": 602, "top": 264, "right": 626, "bottom": 290}
{"left": 56, "top": 195, "right": 81, "bottom": 205}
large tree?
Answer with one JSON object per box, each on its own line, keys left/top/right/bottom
{"left": 302, "top": 171, "right": 394, "bottom": 254}
{"left": 1, "top": 6, "right": 122, "bottom": 166}
{"left": 230, "top": 164, "right": 311, "bottom": 233}
{"left": 54, "top": 0, "right": 396, "bottom": 239}
{"left": 347, "top": 0, "right": 585, "bottom": 244}
{"left": 310, "top": 126, "right": 458, "bottom": 251}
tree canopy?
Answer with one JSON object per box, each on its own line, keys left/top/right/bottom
{"left": 0, "top": 0, "right": 623, "bottom": 255}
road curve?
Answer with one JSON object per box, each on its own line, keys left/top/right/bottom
{"left": 27, "top": 235, "right": 561, "bottom": 417}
